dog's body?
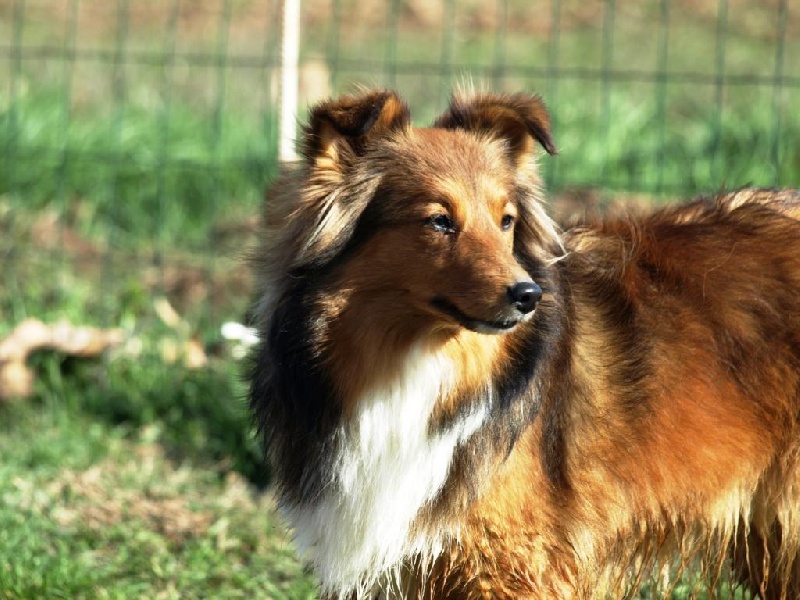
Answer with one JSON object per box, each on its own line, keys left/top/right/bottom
{"left": 249, "top": 89, "right": 800, "bottom": 599}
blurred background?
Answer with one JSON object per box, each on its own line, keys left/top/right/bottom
{"left": 0, "top": 1, "right": 797, "bottom": 597}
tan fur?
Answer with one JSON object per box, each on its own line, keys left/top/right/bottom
{"left": 250, "top": 90, "right": 800, "bottom": 599}
{"left": 402, "top": 191, "right": 800, "bottom": 599}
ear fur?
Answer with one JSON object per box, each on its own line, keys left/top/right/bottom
{"left": 433, "top": 92, "right": 557, "bottom": 165}
{"left": 265, "top": 91, "right": 410, "bottom": 276}
{"left": 302, "top": 90, "right": 411, "bottom": 169}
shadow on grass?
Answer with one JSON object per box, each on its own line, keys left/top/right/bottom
{"left": 25, "top": 351, "right": 270, "bottom": 488}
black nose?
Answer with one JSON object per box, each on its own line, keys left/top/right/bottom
{"left": 507, "top": 281, "right": 542, "bottom": 314}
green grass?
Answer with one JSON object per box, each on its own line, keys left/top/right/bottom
{"left": 0, "top": 372, "right": 751, "bottom": 599}
{"left": 0, "top": 89, "right": 277, "bottom": 250}
{"left": 0, "top": 397, "right": 317, "bottom": 599}
{"left": 0, "top": 2, "right": 797, "bottom": 596}
{"left": 26, "top": 349, "right": 265, "bottom": 484}
{"left": 548, "top": 85, "right": 800, "bottom": 195}
{"left": 0, "top": 86, "right": 787, "bottom": 600}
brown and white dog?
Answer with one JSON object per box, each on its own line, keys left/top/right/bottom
{"left": 249, "top": 89, "right": 800, "bottom": 599}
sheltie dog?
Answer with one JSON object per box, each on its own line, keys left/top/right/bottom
{"left": 249, "top": 89, "right": 800, "bottom": 599}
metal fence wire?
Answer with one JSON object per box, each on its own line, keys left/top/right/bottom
{"left": 0, "top": 0, "right": 798, "bottom": 330}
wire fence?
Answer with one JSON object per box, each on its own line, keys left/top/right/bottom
{"left": 0, "top": 0, "right": 798, "bottom": 333}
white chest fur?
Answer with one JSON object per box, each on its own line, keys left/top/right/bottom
{"left": 282, "top": 347, "right": 489, "bottom": 597}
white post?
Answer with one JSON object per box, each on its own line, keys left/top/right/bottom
{"left": 279, "top": 0, "right": 300, "bottom": 162}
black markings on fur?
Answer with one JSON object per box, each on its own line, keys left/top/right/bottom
{"left": 599, "top": 289, "right": 653, "bottom": 418}
{"left": 492, "top": 316, "right": 550, "bottom": 455}
{"left": 249, "top": 277, "right": 341, "bottom": 505}
{"left": 528, "top": 266, "right": 574, "bottom": 490}
{"left": 575, "top": 242, "right": 655, "bottom": 419}
{"left": 444, "top": 257, "right": 573, "bottom": 501}
{"left": 537, "top": 294, "right": 578, "bottom": 491}
{"left": 285, "top": 187, "right": 390, "bottom": 279}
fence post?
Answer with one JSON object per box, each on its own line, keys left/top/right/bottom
{"left": 280, "top": 0, "right": 300, "bottom": 162}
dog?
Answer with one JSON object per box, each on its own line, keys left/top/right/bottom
{"left": 249, "top": 89, "right": 800, "bottom": 599}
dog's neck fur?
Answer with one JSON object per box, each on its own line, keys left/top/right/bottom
{"left": 281, "top": 275, "right": 568, "bottom": 597}
{"left": 278, "top": 289, "right": 505, "bottom": 596}
{"left": 294, "top": 354, "right": 478, "bottom": 593}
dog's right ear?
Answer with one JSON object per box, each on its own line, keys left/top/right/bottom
{"left": 433, "top": 92, "right": 557, "bottom": 167}
{"left": 302, "top": 90, "right": 410, "bottom": 170}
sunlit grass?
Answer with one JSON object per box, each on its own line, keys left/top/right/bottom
{"left": 0, "top": 2, "right": 797, "bottom": 596}
{"left": 0, "top": 400, "right": 316, "bottom": 599}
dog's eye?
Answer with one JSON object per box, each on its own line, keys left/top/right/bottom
{"left": 501, "top": 214, "right": 515, "bottom": 231}
{"left": 429, "top": 214, "right": 456, "bottom": 234}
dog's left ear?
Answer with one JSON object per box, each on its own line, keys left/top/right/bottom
{"left": 433, "top": 92, "right": 557, "bottom": 166}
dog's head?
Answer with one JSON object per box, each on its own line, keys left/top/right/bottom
{"left": 262, "top": 89, "right": 562, "bottom": 336}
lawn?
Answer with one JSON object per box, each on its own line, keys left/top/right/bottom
{"left": 0, "top": 393, "right": 317, "bottom": 599}
{"left": 1, "top": 0, "right": 798, "bottom": 597}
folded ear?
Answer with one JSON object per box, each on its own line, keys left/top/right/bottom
{"left": 302, "top": 90, "right": 411, "bottom": 169}
{"left": 433, "top": 92, "right": 557, "bottom": 165}
{"left": 274, "top": 91, "right": 409, "bottom": 271}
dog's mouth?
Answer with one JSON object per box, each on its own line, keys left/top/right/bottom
{"left": 430, "top": 297, "right": 523, "bottom": 334}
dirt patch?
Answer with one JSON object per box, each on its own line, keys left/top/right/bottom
{"left": 8, "top": 206, "right": 255, "bottom": 316}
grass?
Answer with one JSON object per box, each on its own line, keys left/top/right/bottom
{"left": 0, "top": 89, "right": 277, "bottom": 250}
{"left": 1, "top": 1, "right": 798, "bottom": 597}
{"left": 0, "top": 396, "right": 317, "bottom": 599}
{"left": 2, "top": 87, "right": 781, "bottom": 598}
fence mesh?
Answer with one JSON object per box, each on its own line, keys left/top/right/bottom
{"left": 1, "top": 0, "right": 798, "bottom": 337}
